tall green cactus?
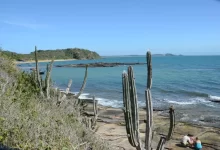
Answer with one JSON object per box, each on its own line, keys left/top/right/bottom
{"left": 122, "top": 51, "right": 175, "bottom": 150}
{"left": 45, "top": 58, "right": 54, "bottom": 99}
{"left": 145, "top": 51, "right": 153, "bottom": 150}
{"left": 34, "top": 46, "right": 55, "bottom": 98}
{"left": 122, "top": 66, "right": 142, "bottom": 150}
{"left": 34, "top": 46, "right": 44, "bottom": 97}
{"left": 74, "top": 65, "right": 88, "bottom": 98}
{"left": 167, "top": 106, "right": 175, "bottom": 141}
{"left": 146, "top": 51, "right": 152, "bottom": 89}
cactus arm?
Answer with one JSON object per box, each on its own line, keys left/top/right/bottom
{"left": 65, "top": 79, "right": 72, "bottom": 94}
{"left": 74, "top": 65, "right": 88, "bottom": 98}
{"left": 61, "top": 79, "right": 72, "bottom": 100}
{"left": 146, "top": 51, "right": 152, "bottom": 89}
{"left": 45, "top": 58, "right": 54, "bottom": 99}
{"left": 127, "top": 66, "right": 142, "bottom": 149}
{"left": 56, "top": 79, "right": 72, "bottom": 106}
{"left": 34, "top": 46, "right": 43, "bottom": 97}
{"left": 92, "top": 95, "right": 98, "bottom": 130}
{"left": 93, "top": 95, "right": 98, "bottom": 120}
{"left": 156, "top": 136, "right": 166, "bottom": 150}
{"left": 122, "top": 72, "right": 135, "bottom": 146}
{"left": 145, "top": 89, "right": 153, "bottom": 150}
{"left": 122, "top": 68, "right": 142, "bottom": 150}
{"left": 54, "top": 87, "right": 58, "bottom": 98}
{"left": 122, "top": 50, "right": 174, "bottom": 150}
{"left": 167, "top": 106, "right": 175, "bottom": 141}
{"left": 145, "top": 51, "right": 153, "bottom": 149}
{"left": 146, "top": 51, "right": 153, "bottom": 127}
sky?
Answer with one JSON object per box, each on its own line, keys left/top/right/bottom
{"left": 0, "top": 0, "right": 220, "bottom": 56}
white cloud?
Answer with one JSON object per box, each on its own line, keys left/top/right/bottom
{"left": 1, "top": 20, "right": 47, "bottom": 29}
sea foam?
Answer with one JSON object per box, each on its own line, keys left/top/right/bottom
{"left": 167, "top": 100, "right": 196, "bottom": 105}
{"left": 209, "top": 95, "right": 220, "bottom": 101}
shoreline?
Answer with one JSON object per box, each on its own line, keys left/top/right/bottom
{"left": 65, "top": 91, "right": 220, "bottom": 128}
{"left": 16, "top": 58, "right": 77, "bottom": 64}
{"left": 80, "top": 97, "right": 220, "bottom": 128}
{"left": 81, "top": 98, "right": 220, "bottom": 150}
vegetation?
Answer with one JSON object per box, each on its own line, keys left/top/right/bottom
{"left": 0, "top": 48, "right": 110, "bottom": 149}
{"left": 122, "top": 51, "right": 175, "bottom": 150}
{"left": 0, "top": 47, "right": 101, "bottom": 61}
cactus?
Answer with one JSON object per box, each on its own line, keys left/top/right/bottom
{"left": 56, "top": 65, "right": 87, "bottom": 105}
{"left": 61, "top": 79, "right": 72, "bottom": 99}
{"left": 145, "top": 51, "right": 154, "bottom": 150}
{"left": 122, "top": 51, "right": 175, "bottom": 150}
{"left": 145, "top": 89, "right": 153, "bottom": 150}
{"left": 74, "top": 65, "right": 88, "bottom": 98}
{"left": 82, "top": 116, "right": 92, "bottom": 129}
{"left": 167, "top": 106, "right": 175, "bottom": 141}
{"left": 80, "top": 96, "right": 99, "bottom": 131}
{"left": 146, "top": 52, "right": 152, "bottom": 89}
{"left": 122, "top": 66, "right": 142, "bottom": 150}
{"left": 92, "top": 95, "right": 98, "bottom": 130}
{"left": 34, "top": 46, "right": 44, "bottom": 97}
{"left": 156, "top": 136, "right": 166, "bottom": 150}
{"left": 56, "top": 79, "right": 72, "bottom": 106}
{"left": 45, "top": 58, "right": 54, "bottom": 99}
{"left": 93, "top": 95, "right": 98, "bottom": 120}
{"left": 34, "top": 46, "right": 55, "bottom": 98}
{"left": 33, "top": 46, "right": 88, "bottom": 102}
{"left": 65, "top": 79, "right": 72, "bottom": 94}
{"left": 73, "top": 98, "right": 88, "bottom": 117}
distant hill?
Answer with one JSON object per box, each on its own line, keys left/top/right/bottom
{"left": 0, "top": 48, "right": 101, "bottom": 61}
{"left": 102, "top": 53, "right": 182, "bottom": 57}
{"left": 153, "top": 53, "right": 182, "bottom": 56}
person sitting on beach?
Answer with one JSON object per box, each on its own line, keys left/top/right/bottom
{"left": 181, "top": 134, "right": 194, "bottom": 147}
{"left": 194, "top": 137, "right": 202, "bottom": 150}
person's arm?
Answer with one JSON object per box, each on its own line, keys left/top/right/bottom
{"left": 187, "top": 140, "right": 191, "bottom": 145}
{"left": 187, "top": 139, "right": 193, "bottom": 146}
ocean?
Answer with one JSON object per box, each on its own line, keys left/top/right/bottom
{"left": 19, "top": 55, "right": 220, "bottom": 127}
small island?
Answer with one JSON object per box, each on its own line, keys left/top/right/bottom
{"left": 152, "top": 53, "right": 182, "bottom": 56}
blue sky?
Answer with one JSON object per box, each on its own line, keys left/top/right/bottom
{"left": 0, "top": 0, "right": 220, "bottom": 55}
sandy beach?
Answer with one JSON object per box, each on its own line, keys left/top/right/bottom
{"left": 82, "top": 99, "right": 220, "bottom": 150}
{"left": 16, "top": 58, "right": 76, "bottom": 64}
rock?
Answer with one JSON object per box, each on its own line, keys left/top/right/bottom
{"left": 55, "top": 62, "right": 147, "bottom": 68}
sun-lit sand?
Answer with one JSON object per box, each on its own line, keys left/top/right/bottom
{"left": 82, "top": 99, "right": 220, "bottom": 150}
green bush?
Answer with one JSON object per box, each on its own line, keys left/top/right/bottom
{"left": 0, "top": 52, "right": 111, "bottom": 150}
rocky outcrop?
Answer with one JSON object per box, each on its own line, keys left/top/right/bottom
{"left": 55, "top": 62, "right": 147, "bottom": 68}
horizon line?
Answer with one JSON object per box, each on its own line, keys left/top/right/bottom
{"left": 101, "top": 54, "right": 220, "bottom": 57}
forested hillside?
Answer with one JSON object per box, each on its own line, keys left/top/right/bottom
{"left": 0, "top": 48, "right": 101, "bottom": 61}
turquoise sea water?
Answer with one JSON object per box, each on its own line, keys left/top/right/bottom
{"left": 19, "top": 55, "right": 220, "bottom": 127}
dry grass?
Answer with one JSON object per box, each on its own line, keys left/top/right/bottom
{"left": 0, "top": 94, "right": 112, "bottom": 149}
